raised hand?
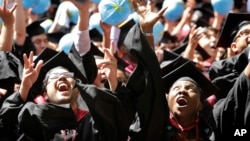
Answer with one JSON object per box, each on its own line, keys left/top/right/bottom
{"left": 0, "top": 0, "right": 17, "bottom": 26}
{"left": 96, "top": 40, "right": 118, "bottom": 92}
{"left": 131, "top": 0, "right": 167, "bottom": 47}
{"left": 19, "top": 52, "right": 43, "bottom": 101}
{"left": 131, "top": 0, "right": 167, "bottom": 33}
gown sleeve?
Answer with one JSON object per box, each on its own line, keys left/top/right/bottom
{"left": 213, "top": 72, "right": 250, "bottom": 139}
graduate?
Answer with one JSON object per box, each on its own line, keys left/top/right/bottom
{"left": 209, "top": 13, "right": 250, "bottom": 100}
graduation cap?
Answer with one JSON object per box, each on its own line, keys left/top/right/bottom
{"left": 33, "top": 48, "right": 58, "bottom": 64}
{"left": 216, "top": 13, "right": 250, "bottom": 48}
{"left": 117, "top": 18, "right": 136, "bottom": 48}
{"left": 0, "top": 52, "right": 23, "bottom": 104}
{"left": 26, "top": 19, "right": 65, "bottom": 43}
{"left": 162, "top": 60, "right": 219, "bottom": 98}
{"left": 31, "top": 51, "right": 88, "bottom": 98}
{"left": 160, "top": 54, "right": 188, "bottom": 76}
{"left": 172, "top": 42, "right": 211, "bottom": 61}
{"left": 89, "top": 28, "right": 103, "bottom": 42}
{"left": 47, "top": 32, "right": 65, "bottom": 44}
{"left": 98, "top": 0, "right": 132, "bottom": 25}
{"left": 26, "top": 18, "right": 46, "bottom": 37}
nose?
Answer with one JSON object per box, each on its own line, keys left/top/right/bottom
{"left": 40, "top": 40, "right": 48, "bottom": 47}
{"left": 177, "top": 87, "right": 188, "bottom": 96}
{"left": 247, "top": 37, "right": 250, "bottom": 44}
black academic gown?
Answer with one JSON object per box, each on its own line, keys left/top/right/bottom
{"left": 17, "top": 102, "right": 96, "bottom": 141}
{"left": 0, "top": 83, "right": 137, "bottom": 141}
{"left": 209, "top": 47, "right": 250, "bottom": 100}
{"left": 213, "top": 72, "right": 250, "bottom": 140}
{"left": 0, "top": 51, "right": 23, "bottom": 107}
{"left": 123, "top": 24, "right": 168, "bottom": 141}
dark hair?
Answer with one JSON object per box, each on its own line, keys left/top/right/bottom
{"left": 231, "top": 21, "right": 250, "bottom": 41}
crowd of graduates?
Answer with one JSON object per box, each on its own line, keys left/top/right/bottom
{"left": 0, "top": 0, "right": 250, "bottom": 140}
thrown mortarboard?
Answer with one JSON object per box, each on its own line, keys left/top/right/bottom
{"left": 31, "top": 51, "right": 88, "bottom": 98}
{"left": 117, "top": 18, "right": 136, "bottom": 48}
{"left": 172, "top": 41, "right": 211, "bottom": 61}
{"left": 98, "top": 0, "right": 132, "bottom": 25}
{"left": 216, "top": 13, "right": 250, "bottom": 48}
{"left": 162, "top": 60, "right": 219, "bottom": 98}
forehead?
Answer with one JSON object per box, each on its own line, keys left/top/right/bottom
{"left": 31, "top": 33, "right": 47, "bottom": 40}
{"left": 171, "top": 80, "right": 198, "bottom": 87}
{"left": 48, "top": 66, "right": 69, "bottom": 74}
{"left": 237, "top": 24, "right": 250, "bottom": 34}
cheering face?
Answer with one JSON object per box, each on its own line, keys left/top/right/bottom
{"left": 43, "top": 67, "right": 76, "bottom": 104}
{"left": 167, "top": 80, "right": 202, "bottom": 119}
{"left": 231, "top": 24, "right": 250, "bottom": 55}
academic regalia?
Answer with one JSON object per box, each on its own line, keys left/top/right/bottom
{"left": 0, "top": 53, "right": 23, "bottom": 140}
{"left": 68, "top": 43, "right": 98, "bottom": 84}
{"left": 0, "top": 51, "right": 23, "bottom": 106}
{"left": 209, "top": 13, "right": 250, "bottom": 100}
{"left": 216, "top": 13, "right": 250, "bottom": 48}
{"left": 117, "top": 19, "right": 136, "bottom": 48}
{"left": 161, "top": 58, "right": 219, "bottom": 141}
{"left": 0, "top": 90, "right": 96, "bottom": 141}
{"left": 0, "top": 50, "right": 137, "bottom": 141}
{"left": 212, "top": 62, "right": 250, "bottom": 140}
{"left": 18, "top": 101, "right": 96, "bottom": 141}
{"left": 13, "top": 18, "right": 65, "bottom": 63}
{"left": 208, "top": 47, "right": 249, "bottom": 100}
{"left": 123, "top": 24, "right": 167, "bottom": 141}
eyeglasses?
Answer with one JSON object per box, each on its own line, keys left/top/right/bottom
{"left": 32, "top": 38, "right": 48, "bottom": 45}
{"left": 47, "top": 72, "right": 74, "bottom": 80}
{"left": 233, "top": 29, "right": 250, "bottom": 41}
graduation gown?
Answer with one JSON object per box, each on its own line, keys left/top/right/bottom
{"left": 0, "top": 51, "right": 23, "bottom": 106}
{"left": 213, "top": 72, "right": 250, "bottom": 140}
{"left": 18, "top": 102, "right": 95, "bottom": 141}
{"left": 209, "top": 47, "right": 250, "bottom": 100}
{"left": 0, "top": 82, "right": 137, "bottom": 141}
{"left": 123, "top": 24, "right": 168, "bottom": 141}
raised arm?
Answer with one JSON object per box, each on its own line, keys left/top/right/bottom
{"left": 0, "top": 0, "right": 17, "bottom": 52}
{"left": 131, "top": 0, "right": 167, "bottom": 48}
{"left": 70, "top": 0, "right": 91, "bottom": 56}
{"left": 19, "top": 52, "right": 43, "bottom": 102}
{"left": 13, "top": 0, "right": 26, "bottom": 46}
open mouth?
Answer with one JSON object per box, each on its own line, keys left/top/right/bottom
{"left": 176, "top": 97, "right": 188, "bottom": 107}
{"left": 57, "top": 83, "right": 69, "bottom": 91}
{"left": 101, "top": 79, "right": 106, "bottom": 83}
